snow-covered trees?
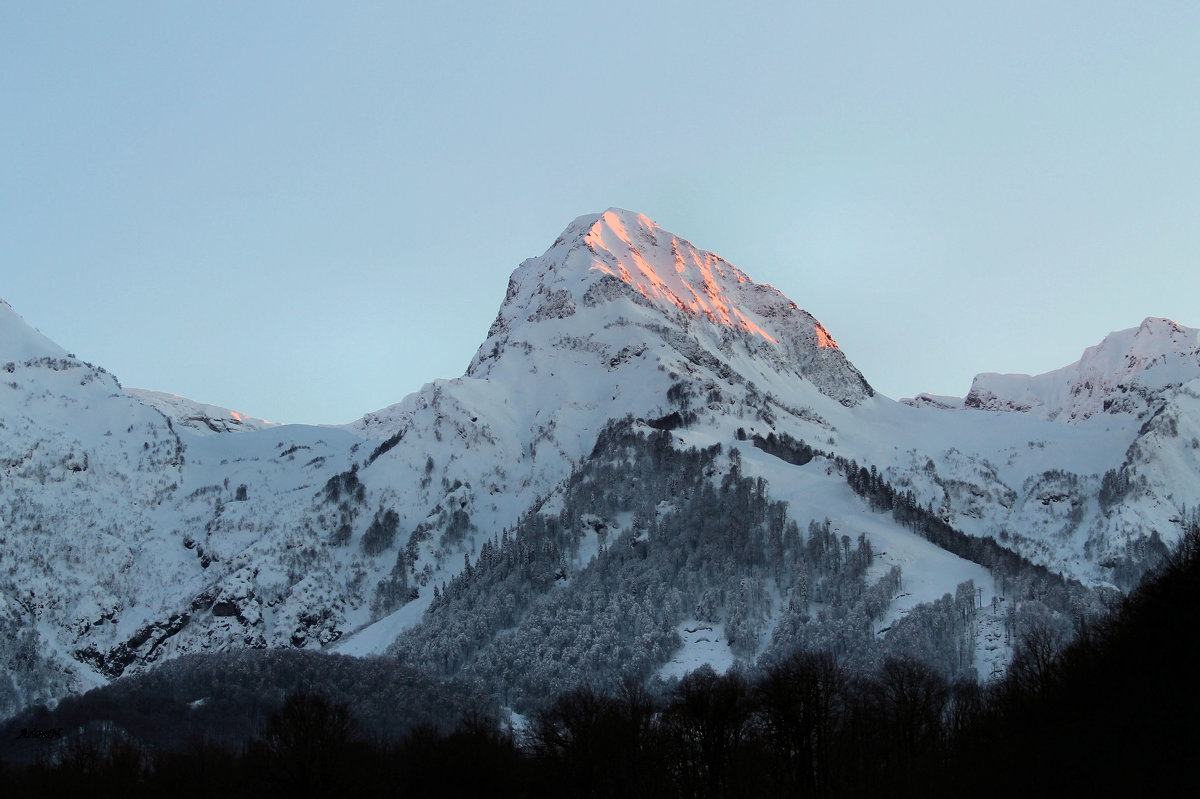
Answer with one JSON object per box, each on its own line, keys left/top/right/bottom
{"left": 360, "top": 507, "right": 399, "bottom": 556}
{"left": 391, "top": 419, "right": 909, "bottom": 711}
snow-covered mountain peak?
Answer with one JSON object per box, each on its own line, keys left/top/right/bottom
{"left": 577, "top": 209, "right": 779, "bottom": 340}
{"left": 1091, "top": 317, "right": 1197, "bottom": 367}
{"left": 535, "top": 208, "right": 796, "bottom": 342}
{"left": 959, "top": 317, "right": 1200, "bottom": 422}
{"left": 0, "top": 298, "right": 69, "bottom": 362}
{"left": 465, "top": 208, "right": 872, "bottom": 405}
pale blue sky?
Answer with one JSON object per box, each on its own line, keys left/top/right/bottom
{"left": 4, "top": 2, "right": 1198, "bottom": 424}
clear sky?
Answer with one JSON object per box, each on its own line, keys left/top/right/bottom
{"left": 4, "top": 2, "right": 1198, "bottom": 424}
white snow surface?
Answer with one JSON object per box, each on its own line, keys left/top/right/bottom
{"left": 659, "top": 621, "right": 736, "bottom": 680}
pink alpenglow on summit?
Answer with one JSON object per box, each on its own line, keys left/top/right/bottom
{"left": 466, "top": 208, "right": 874, "bottom": 407}
{"left": 582, "top": 210, "right": 779, "bottom": 342}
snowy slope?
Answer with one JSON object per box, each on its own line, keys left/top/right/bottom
{"left": 1, "top": 320, "right": 189, "bottom": 711}
{"left": 0, "top": 299, "right": 68, "bottom": 362}
{"left": 0, "top": 297, "right": 371, "bottom": 714}
{"left": 890, "top": 317, "right": 1200, "bottom": 582}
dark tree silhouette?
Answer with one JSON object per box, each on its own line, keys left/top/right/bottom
{"left": 252, "top": 690, "right": 355, "bottom": 797}
{"left": 753, "top": 650, "right": 842, "bottom": 797}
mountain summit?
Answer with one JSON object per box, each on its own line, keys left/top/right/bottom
{"left": 466, "top": 208, "right": 873, "bottom": 406}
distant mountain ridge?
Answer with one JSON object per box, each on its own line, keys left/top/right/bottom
{"left": 905, "top": 317, "right": 1200, "bottom": 422}
{"left": 125, "top": 388, "right": 282, "bottom": 435}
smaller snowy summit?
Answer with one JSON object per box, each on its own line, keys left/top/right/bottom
{"left": 964, "top": 317, "right": 1200, "bottom": 422}
{"left": 124, "top": 388, "right": 281, "bottom": 434}
{"left": 905, "top": 317, "right": 1200, "bottom": 423}
{"left": 900, "top": 393, "right": 964, "bottom": 410}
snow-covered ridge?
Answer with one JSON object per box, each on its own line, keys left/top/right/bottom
{"left": 125, "top": 388, "right": 282, "bottom": 435}
{"left": 901, "top": 393, "right": 964, "bottom": 410}
{"left": 962, "top": 317, "right": 1200, "bottom": 422}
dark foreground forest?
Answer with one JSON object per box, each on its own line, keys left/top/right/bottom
{"left": 3, "top": 528, "right": 1197, "bottom": 798}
